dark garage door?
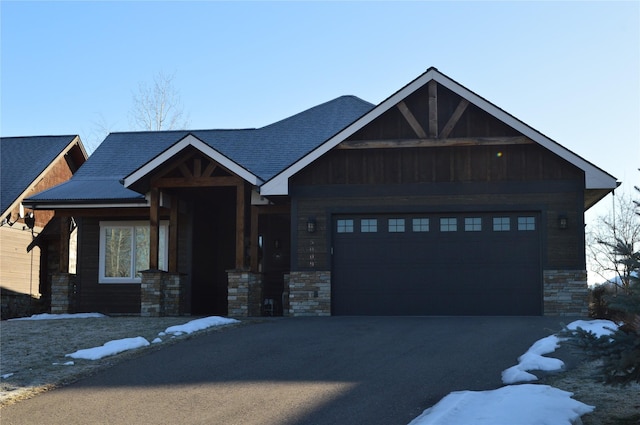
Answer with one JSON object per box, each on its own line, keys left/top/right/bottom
{"left": 332, "top": 212, "right": 542, "bottom": 316}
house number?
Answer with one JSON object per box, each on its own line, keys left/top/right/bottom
{"left": 309, "top": 240, "right": 315, "bottom": 267}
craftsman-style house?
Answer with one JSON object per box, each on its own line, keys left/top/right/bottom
{"left": 24, "top": 68, "right": 618, "bottom": 317}
{"left": 1, "top": 135, "right": 87, "bottom": 318}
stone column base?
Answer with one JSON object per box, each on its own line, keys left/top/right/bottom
{"left": 543, "top": 269, "right": 588, "bottom": 316}
{"left": 288, "top": 271, "right": 331, "bottom": 316}
{"left": 140, "top": 270, "right": 185, "bottom": 317}
{"left": 227, "top": 270, "right": 263, "bottom": 317}
{"left": 51, "top": 273, "right": 76, "bottom": 314}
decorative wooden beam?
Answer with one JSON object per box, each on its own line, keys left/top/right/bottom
{"left": 202, "top": 161, "right": 217, "bottom": 178}
{"left": 178, "top": 163, "right": 192, "bottom": 178}
{"left": 396, "top": 101, "right": 427, "bottom": 138}
{"left": 168, "top": 194, "right": 179, "bottom": 273}
{"left": 149, "top": 187, "right": 159, "bottom": 270}
{"left": 428, "top": 80, "right": 438, "bottom": 138}
{"left": 59, "top": 217, "right": 70, "bottom": 273}
{"left": 193, "top": 158, "right": 202, "bottom": 178}
{"left": 152, "top": 175, "right": 242, "bottom": 188}
{"left": 439, "top": 99, "right": 469, "bottom": 139}
{"left": 235, "top": 183, "right": 245, "bottom": 269}
{"left": 337, "top": 136, "right": 533, "bottom": 149}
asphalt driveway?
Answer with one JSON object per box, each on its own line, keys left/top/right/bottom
{"left": 0, "top": 316, "right": 581, "bottom": 425}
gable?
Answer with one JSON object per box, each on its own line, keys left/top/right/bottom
{"left": 260, "top": 68, "right": 618, "bottom": 197}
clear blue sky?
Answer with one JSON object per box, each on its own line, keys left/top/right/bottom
{"left": 1, "top": 2, "right": 638, "bottom": 213}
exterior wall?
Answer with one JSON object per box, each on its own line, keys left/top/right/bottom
{"left": 227, "top": 270, "right": 262, "bottom": 317}
{"left": 75, "top": 217, "right": 142, "bottom": 314}
{"left": 50, "top": 272, "right": 76, "bottom": 314}
{"left": 543, "top": 270, "right": 589, "bottom": 316}
{"left": 0, "top": 226, "right": 41, "bottom": 296}
{"left": 288, "top": 271, "right": 331, "bottom": 316}
{"left": 289, "top": 143, "right": 588, "bottom": 316}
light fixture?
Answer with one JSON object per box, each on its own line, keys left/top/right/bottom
{"left": 306, "top": 217, "right": 317, "bottom": 233}
{"left": 558, "top": 215, "right": 568, "bottom": 230}
{"left": 24, "top": 211, "right": 35, "bottom": 230}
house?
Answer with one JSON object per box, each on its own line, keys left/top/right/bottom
{"left": 1, "top": 135, "right": 87, "bottom": 318}
{"left": 23, "top": 68, "right": 618, "bottom": 317}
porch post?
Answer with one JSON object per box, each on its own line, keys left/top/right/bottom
{"left": 235, "top": 183, "right": 245, "bottom": 269}
{"left": 59, "top": 216, "right": 70, "bottom": 273}
{"left": 168, "top": 194, "right": 179, "bottom": 273}
{"left": 149, "top": 187, "right": 160, "bottom": 270}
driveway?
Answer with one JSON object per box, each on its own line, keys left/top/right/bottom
{"left": 0, "top": 316, "right": 580, "bottom": 425}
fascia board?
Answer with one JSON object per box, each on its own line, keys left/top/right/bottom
{"left": 124, "top": 134, "right": 262, "bottom": 187}
{"left": 24, "top": 202, "right": 150, "bottom": 210}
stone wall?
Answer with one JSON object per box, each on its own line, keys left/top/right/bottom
{"left": 140, "top": 270, "right": 185, "bottom": 317}
{"left": 288, "top": 271, "right": 331, "bottom": 316}
{"left": 227, "top": 270, "right": 262, "bottom": 317}
{"left": 50, "top": 273, "right": 76, "bottom": 314}
{"left": 543, "top": 269, "right": 589, "bottom": 316}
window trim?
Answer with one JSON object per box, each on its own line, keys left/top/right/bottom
{"left": 99, "top": 221, "right": 169, "bottom": 284}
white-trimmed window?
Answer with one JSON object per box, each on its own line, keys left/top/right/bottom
{"left": 99, "top": 221, "right": 168, "bottom": 283}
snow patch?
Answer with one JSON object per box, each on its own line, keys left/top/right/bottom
{"left": 408, "top": 384, "right": 594, "bottom": 425}
{"left": 9, "top": 313, "right": 107, "bottom": 321}
{"left": 162, "top": 316, "right": 239, "bottom": 336}
{"left": 65, "top": 337, "right": 150, "bottom": 360}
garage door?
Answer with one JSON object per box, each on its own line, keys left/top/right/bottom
{"left": 332, "top": 213, "right": 541, "bottom": 316}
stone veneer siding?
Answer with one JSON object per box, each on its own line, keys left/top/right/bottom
{"left": 50, "top": 273, "right": 76, "bottom": 314}
{"left": 543, "top": 269, "right": 588, "bottom": 316}
{"left": 288, "top": 271, "right": 331, "bottom": 316}
{"left": 140, "top": 270, "right": 185, "bottom": 317}
{"left": 227, "top": 270, "right": 262, "bottom": 317}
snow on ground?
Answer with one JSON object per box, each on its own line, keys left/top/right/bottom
{"left": 3, "top": 313, "right": 620, "bottom": 424}
{"left": 8, "top": 313, "right": 107, "bottom": 321}
{"left": 410, "top": 319, "right": 619, "bottom": 425}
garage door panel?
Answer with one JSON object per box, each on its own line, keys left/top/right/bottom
{"left": 332, "top": 213, "right": 542, "bottom": 316}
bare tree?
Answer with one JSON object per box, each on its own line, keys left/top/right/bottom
{"left": 587, "top": 192, "right": 640, "bottom": 293}
{"left": 129, "top": 71, "right": 190, "bottom": 131}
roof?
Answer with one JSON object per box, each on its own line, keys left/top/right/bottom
{"left": 260, "top": 67, "right": 619, "bottom": 195}
{"left": 1, "top": 135, "right": 86, "bottom": 215}
{"left": 25, "top": 96, "right": 374, "bottom": 207}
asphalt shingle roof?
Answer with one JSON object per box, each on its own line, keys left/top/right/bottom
{"left": 1, "top": 135, "right": 78, "bottom": 213}
{"left": 26, "top": 96, "right": 374, "bottom": 204}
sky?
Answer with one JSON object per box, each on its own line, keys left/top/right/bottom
{"left": 3, "top": 313, "right": 619, "bottom": 424}
{"left": 1, "top": 1, "right": 639, "bottom": 280}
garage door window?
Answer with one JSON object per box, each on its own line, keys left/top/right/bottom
{"left": 337, "top": 219, "right": 354, "bottom": 233}
{"left": 464, "top": 217, "right": 482, "bottom": 231}
{"left": 493, "top": 217, "right": 511, "bottom": 231}
{"left": 361, "top": 219, "right": 378, "bottom": 233}
{"left": 412, "top": 218, "right": 429, "bottom": 232}
{"left": 440, "top": 218, "right": 457, "bottom": 232}
{"left": 388, "top": 218, "right": 405, "bottom": 232}
{"left": 518, "top": 216, "right": 536, "bottom": 231}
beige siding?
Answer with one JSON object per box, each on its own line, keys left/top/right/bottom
{"left": 0, "top": 226, "right": 41, "bottom": 296}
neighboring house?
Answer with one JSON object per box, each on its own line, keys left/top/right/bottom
{"left": 24, "top": 68, "right": 618, "bottom": 317}
{"left": 1, "top": 135, "right": 87, "bottom": 318}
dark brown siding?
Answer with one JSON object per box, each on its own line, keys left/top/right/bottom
{"left": 291, "top": 143, "right": 585, "bottom": 273}
{"left": 76, "top": 218, "right": 141, "bottom": 314}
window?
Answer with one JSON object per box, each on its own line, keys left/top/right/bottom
{"left": 388, "top": 218, "right": 405, "bottom": 233}
{"left": 99, "top": 221, "right": 168, "bottom": 283}
{"left": 440, "top": 218, "right": 457, "bottom": 232}
{"left": 464, "top": 217, "right": 482, "bottom": 231}
{"left": 361, "top": 219, "right": 378, "bottom": 233}
{"left": 518, "top": 216, "right": 536, "bottom": 231}
{"left": 493, "top": 217, "right": 511, "bottom": 231}
{"left": 412, "top": 218, "right": 429, "bottom": 232}
{"left": 336, "top": 219, "right": 354, "bottom": 233}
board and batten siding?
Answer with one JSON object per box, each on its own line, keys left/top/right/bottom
{"left": 0, "top": 226, "right": 41, "bottom": 296}
{"left": 290, "top": 143, "right": 586, "bottom": 272}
